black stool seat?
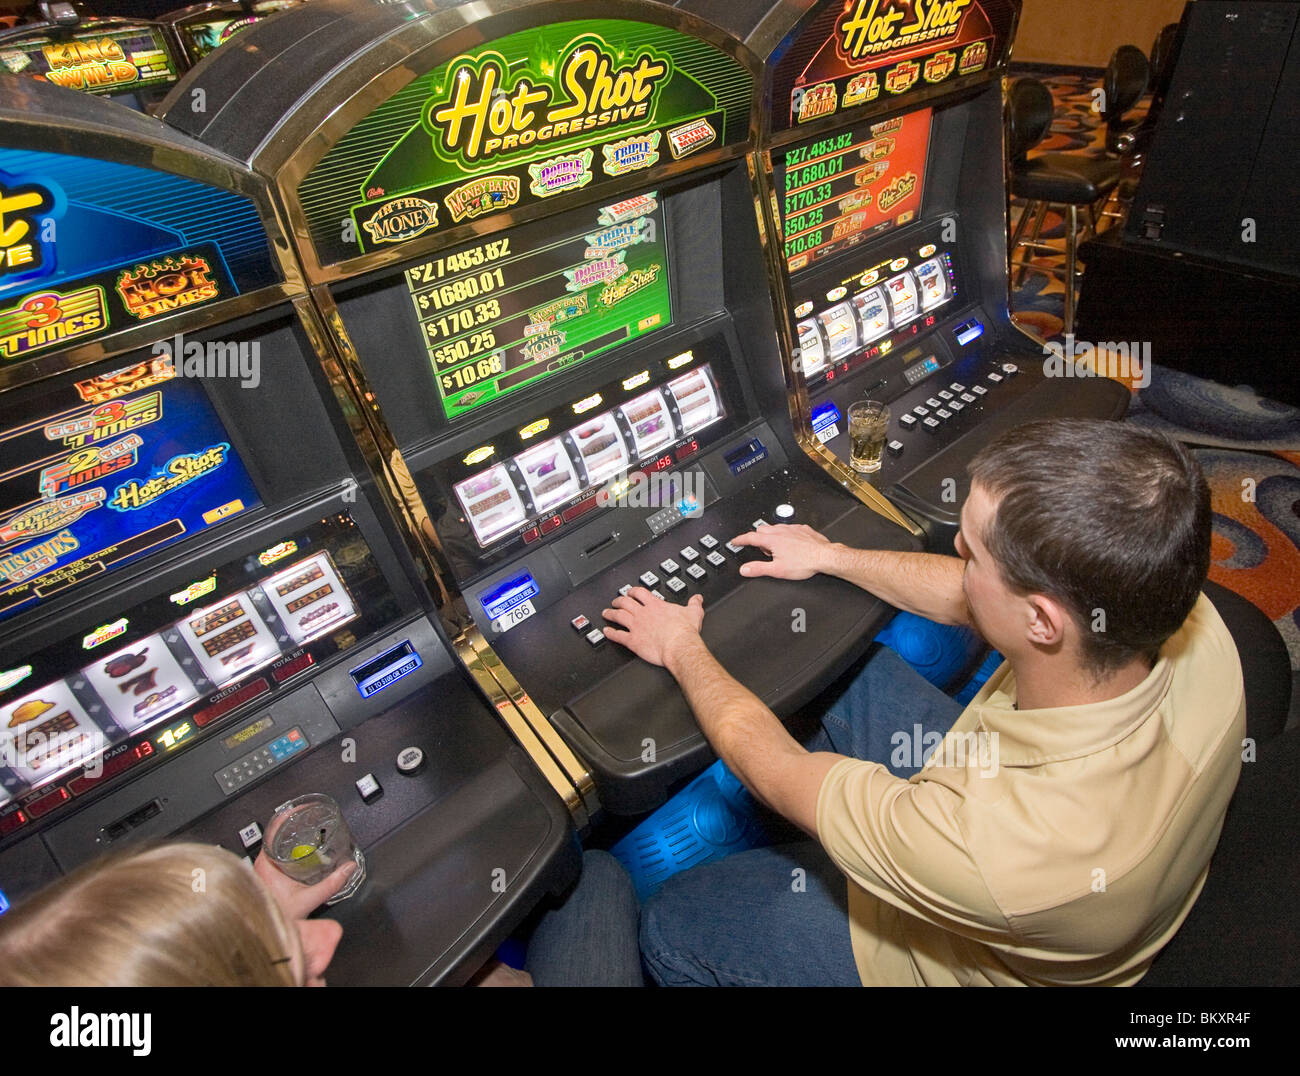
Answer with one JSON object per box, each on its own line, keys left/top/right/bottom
{"left": 1013, "top": 154, "right": 1122, "bottom": 205}
{"left": 1137, "top": 582, "right": 1296, "bottom": 985}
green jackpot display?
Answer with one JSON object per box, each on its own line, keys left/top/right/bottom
{"left": 403, "top": 192, "right": 672, "bottom": 421}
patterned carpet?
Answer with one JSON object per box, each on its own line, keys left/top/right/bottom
{"left": 1008, "top": 70, "right": 1300, "bottom": 701}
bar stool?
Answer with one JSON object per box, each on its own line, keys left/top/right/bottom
{"left": 1008, "top": 78, "right": 1122, "bottom": 334}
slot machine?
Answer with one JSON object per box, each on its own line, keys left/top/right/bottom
{"left": 159, "top": 0, "right": 924, "bottom": 815}
{"left": 669, "top": 0, "right": 1131, "bottom": 547}
{"left": 0, "top": 2, "right": 185, "bottom": 113}
{"left": 160, "top": 0, "right": 302, "bottom": 69}
{"left": 0, "top": 77, "right": 579, "bottom": 985}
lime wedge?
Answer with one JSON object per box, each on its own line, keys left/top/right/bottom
{"left": 290, "top": 843, "right": 319, "bottom": 861}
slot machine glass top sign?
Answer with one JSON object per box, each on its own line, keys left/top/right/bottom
{"left": 0, "top": 20, "right": 182, "bottom": 110}
{"left": 293, "top": 18, "right": 752, "bottom": 271}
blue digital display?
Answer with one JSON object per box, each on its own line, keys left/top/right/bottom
{"left": 480, "top": 573, "right": 539, "bottom": 621}
{"left": 0, "top": 359, "right": 262, "bottom": 622}
{"left": 811, "top": 402, "right": 841, "bottom": 433}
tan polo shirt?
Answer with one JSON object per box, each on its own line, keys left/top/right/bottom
{"left": 815, "top": 593, "right": 1246, "bottom": 986}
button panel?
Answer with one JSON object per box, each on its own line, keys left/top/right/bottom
{"left": 216, "top": 727, "right": 308, "bottom": 794}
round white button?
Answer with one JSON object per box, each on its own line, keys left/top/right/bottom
{"left": 775, "top": 504, "right": 795, "bottom": 519}
{"left": 397, "top": 746, "right": 425, "bottom": 775}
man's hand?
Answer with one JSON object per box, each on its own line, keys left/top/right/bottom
{"left": 602, "top": 587, "right": 705, "bottom": 668}
{"left": 729, "top": 524, "right": 837, "bottom": 581}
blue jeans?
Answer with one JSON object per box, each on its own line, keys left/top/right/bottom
{"left": 640, "top": 646, "right": 964, "bottom": 986}
{"left": 526, "top": 850, "right": 643, "bottom": 986}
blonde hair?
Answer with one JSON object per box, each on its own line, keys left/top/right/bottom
{"left": 0, "top": 842, "right": 298, "bottom": 986}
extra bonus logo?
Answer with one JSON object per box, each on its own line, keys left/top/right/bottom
{"left": 836, "top": 1, "right": 975, "bottom": 63}
{"left": 422, "top": 37, "right": 669, "bottom": 165}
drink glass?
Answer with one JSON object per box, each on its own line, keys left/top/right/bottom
{"left": 264, "top": 793, "right": 366, "bottom": 904}
{"left": 847, "top": 400, "right": 890, "bottom": 474}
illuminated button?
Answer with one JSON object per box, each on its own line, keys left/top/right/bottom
{"left": 949, "top": 400, "right": 965, "bottom": 413}
{"left": 699, "top": 535, "right": 718, "bottom": 549}
{"left": 356, "top": 773, "right": 383, "bottom": 803}
{"left": 571, "top": 614, "right": 591, "bottom": 632}
{"left": 686, "top": 563, "right": 707, "bottom": 581}
{"left": 949, "top": 383, "right": 966, "bottom": 392}
{"left": 935, "top": 408, "right": 952, "bottom": 420}
{"left": 706, "top": 551, "right": 726, "bottom": 568}
{"left": 887, "top": 440, "right": 904, "bottom": 456}
{"left": 660, "top": 559, "right": 681, "bottom": 575}
{"left": 899, "top": 414, "right": 918, "bottom": 430}
{"left": 639, "top": 571, "right": 660, "bottom": 588}
{"left": 652, "top": 590, "right": 666, "bottom": 601}
{"left": 913, "top": 406, "right": 930, "bottom": 418}
{"left": 937, "top": 390, "right": 954, "bottom": 400}
{"left": 960, "top": 393, "right": 976, "bottom": 403}
{"left": 680, "top": 546, "right": 700, "bottom": 562}
{"left": 397, "top": 747, "right": 426, "bottom": 775}
{"left": 666, "top": 577, "right": 687, "bottom": 593}
{"left": 925, "top": 397, "right": 942, "bottom": 408}
{"left": 775, "top": 504, "right": 795, "bottom": 520}
{"left": 987, "top": 372, "right": 1004, "bottom": 384}
{"left": 238, "top": 822, "right": 263, "bottom": 850}
{"left": 725, "top": 540, "right": 743, "bottom": 553}
{"left": 586, "top": 629, "right": 606, "bottom": 647}
{"left": 972, "top": 384, "right": 988, "bottom": 396}
{"left": 922, "top": 417, "right": 941, "bottom": 432}
{"left": 618, "top": 584, "right": 634, "bottom": 596}
{"left": 1001, "top": 362, "right": 1019, "bottom": 376}
{"left": 752, "top": 519, "right": 770, "bottom": 529}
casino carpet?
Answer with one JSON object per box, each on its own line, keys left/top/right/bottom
{"left": 1007, "top": 69, "right": 1300, "bottom": 721}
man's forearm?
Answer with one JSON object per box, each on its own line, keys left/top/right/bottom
{"left": 821, "top": 545, "right": 970, "bottom": 626}
{"left": 663, "top": 635, "right": 838, "bottom": 834}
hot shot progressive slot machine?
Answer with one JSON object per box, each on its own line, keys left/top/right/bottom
{"left": 0, "top": 77, "right": 577, "bottom": 984}
{"left": 161, "top": 0, "right": 926, "bottom": 814}
{"left": 670, "top": 0, "right": 1131, "bottom": 547}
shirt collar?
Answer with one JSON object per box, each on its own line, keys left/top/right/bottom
{"left": 966, "top": 657, "right": 1175, "bottom": 767}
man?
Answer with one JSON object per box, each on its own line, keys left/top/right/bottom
{"left": 601, "top": 419, "right": 1245, "bottom": 986}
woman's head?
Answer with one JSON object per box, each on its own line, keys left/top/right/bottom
{"left": 0, "top": 842, "right": 308, "bottom": 986}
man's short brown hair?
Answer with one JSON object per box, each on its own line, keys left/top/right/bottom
{"left": 967, "top": 419, "right": 1212, "bottom": 675}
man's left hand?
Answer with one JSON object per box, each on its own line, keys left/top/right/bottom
{"left": 602, "top": 588, "right": 705, "bottom": 668}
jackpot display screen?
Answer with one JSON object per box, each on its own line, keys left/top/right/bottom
{"left": 402, "top": 191, "right": 672, "bottom": 421}
{"left": 0, "top": 359, "right": 262, "bottom": 623}
{"left": 774, "top": 108, "right": 932, "bottom": 274}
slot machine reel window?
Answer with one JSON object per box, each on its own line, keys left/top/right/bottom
{"left": 403, "top": 191, "right": 672, "bottom": 422}
{"left": 0, "top": 518, "right": 393, "bottom": 819}
{"left": 775, "top": 109, "right": 933, "bottom": 276}
{"left": 453, "top": 362, "right": 726, "bottom": 550}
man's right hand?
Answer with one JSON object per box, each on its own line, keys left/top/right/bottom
{"left": 729, "top": 524, "right": 839, "bottom": 581}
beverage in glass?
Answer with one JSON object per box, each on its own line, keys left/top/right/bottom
{"left": 848, "top": 400, "right": 890, "bottom": 474}
{"left": 265, "top": 793, "right": 366, "bottom": 903}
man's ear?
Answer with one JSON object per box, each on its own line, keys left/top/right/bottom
{"left": 1025, "top": 593, "right": 1069, "bottom": 648}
